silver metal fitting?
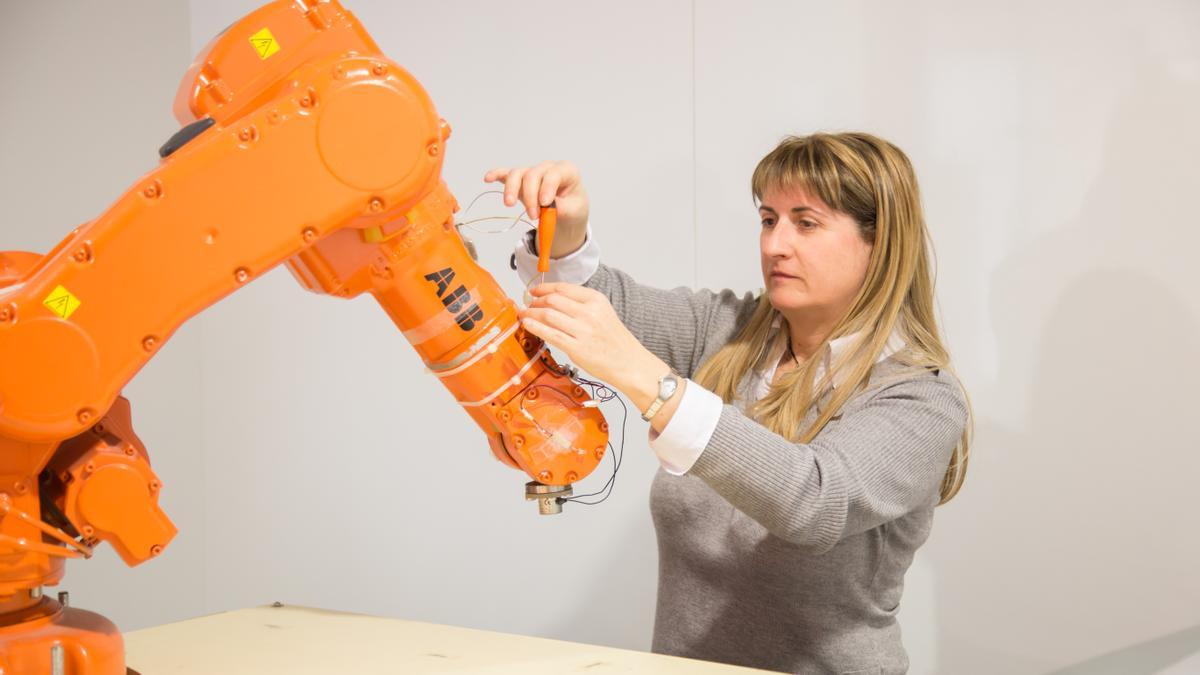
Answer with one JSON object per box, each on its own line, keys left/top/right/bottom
{"left": 525, "top": 481, "right": 572, "bottom": 515}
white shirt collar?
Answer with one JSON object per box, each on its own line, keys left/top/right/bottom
{"left": 759, "top": 314, "right": 905, "bottom": 391}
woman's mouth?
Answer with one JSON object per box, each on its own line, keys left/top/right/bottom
{"left": 770, "top": 271, "right": 798, "bottom": 280}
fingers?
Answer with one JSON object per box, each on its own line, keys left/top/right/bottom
{"left": 484, "top": 161, "right": 579, "bottom": 218}
{"left": 520, "top": 162, "right": 553, "bottom": 220}
{"left": 527, "top": 289, "right": 586, "bottom": 315}
{"left": 528, "top": 282, "right": 601, "bottom": 303}
{"left": 538, "top": 171, "right": 560, "bottom": 209}
{"left": 519, "top": 314, "right": 574, "bottom": 351}
{"left": 502, "top": 168, "right": 527, "bottom": 208}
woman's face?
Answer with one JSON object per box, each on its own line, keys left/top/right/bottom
{"left": 759, "top": 185, "right": 874, "bottom": 325}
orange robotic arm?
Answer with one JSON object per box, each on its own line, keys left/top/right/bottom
{"left": 0, "top": 2, "right": 607, "bottom": 671}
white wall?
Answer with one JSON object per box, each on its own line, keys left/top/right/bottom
{"left": 4, "top": 1, "right": 1198, "bottom": 673}
{"left": 0, "top": 1, "right": 204, "bottom": 631}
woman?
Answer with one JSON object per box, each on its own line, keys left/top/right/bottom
{"left": 487, "top": 132, "right": 971, "bottom": 674}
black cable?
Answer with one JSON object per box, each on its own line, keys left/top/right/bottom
{"left": 558, "top": 374, "right": 628, "bottom": 506}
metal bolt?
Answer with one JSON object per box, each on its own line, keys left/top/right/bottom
{"left": 537, "top": 470, "right": 552, "bottom": 483}
{"left": 594, "top": 446, "right": 605, "bottom": 460}
{"left": 52, "top": 644, "right": 64, "bottom": 675}
{"left": 150, "top": 480, "right": 161, "bottom": 492}
{"left": 599, "top": 421, "right": 609, "bottom": 433}
{"left": 84, "top": 462, "right": 95, "bottom": 473}
{"left": 268, "top": 110, "right": 281, "bottom": 125}
{"left": 238, "top": 126, "right": 257, "bottom": 142}
{"left": 13, "top": 480, "right": 27, "bottom": 495}
{"left": 142, "top": 181, "right": 162, "bottom": 199}
{"left": 150, "top": 545, "right": 163, "bottom": 556}
{"left": 368, "top": 197, "right": 384, "bottom": 212}
{"left": 76, "top": 409, "right": 92, "bottom": 424}
{"left": 525, "top": 389, "right": 539, "bottom": 400}
{"left": 29, "top": 586, "right": 42, "bottom": 599}
{"left": 371, "top": 63, "right": 387, "bottom": 76}
{"left": 57, "top": 591, "right": 69, "bottom": 607}
{"left": 81, "top": 525, "right": 94, "bottom": 537}
{"left": 142, "top": 335, "right": 157, "bottom": 351}
{"left": 124, "top": 445, "right": 136, "bottom": 456}
{"left": 299, "top": 96, "right": 312, "bottom": 108}
{"left": 302, "top": 227, "right": 317, "bottom": 242}
{"left": 572, "top": 386, "right": 585, "bottom": 398}
{"left": 234, "top": 267, "right": 250, "bottom": 283}
{"left": 0, "top": 306, "right": 11, "bottom": 322}
{"left": 512, "top": 435, "right": 525, "bottom": 448}
{"left": 498, "top": 410, "right": 511, "bottom": 423}
{"left": 566, "top": 471, "right": 578, "bottom": 482}
{"left": 427, "top": 142, "right": 440, "bottom": 157}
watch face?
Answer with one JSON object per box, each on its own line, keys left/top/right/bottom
{"left": 660, "top": 375, "right": 679, "bottom": 399}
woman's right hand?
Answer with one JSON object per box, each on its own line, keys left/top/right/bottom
{"left": 483, "top": 160, "right": 589, "bottom": 258}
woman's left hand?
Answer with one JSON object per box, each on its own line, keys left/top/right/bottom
{"left": 518, "top": 283, "right": 668, "bottom": 403}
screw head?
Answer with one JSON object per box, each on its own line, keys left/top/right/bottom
{"left": 142, "top": 335, "right": 157, "bottom": 351}
{"left": 76, "top": 409, "right": 92, "bottom": 424}
{"left": 537, "top": 470, "right": 552, "bottom": 483}
{"left": 234, "top": 267, "right": 250, "bottom": 283}
{"left": 302, "top": 227, "right": 317, "bottom": 242}
{"left": 368, "top": 197, "right": 384, "bottom": 212}
{"left": 371, "top": 63, "right": 387, "bottom": 76}
{"left": 566, "top": 471, "right": 578, "bottom": 482}
{"left": 594, "top": 446, "right": 605, "bottom": 460}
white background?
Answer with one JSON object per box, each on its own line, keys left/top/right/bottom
{"left": 2, "top": 1, "right": 1198, "bottom": 673}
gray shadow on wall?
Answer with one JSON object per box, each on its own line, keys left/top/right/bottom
{"left": 927, "top": 51, "right": 1200, "bottom": 675}
{"left": 1046, "top": 623, "right": 1200, "bottom": 675}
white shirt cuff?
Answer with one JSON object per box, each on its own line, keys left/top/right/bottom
{"left": 647, "top": 379, "right": 724, "bottom": 475}
{"left": 513, "top": 224, "right": 600, "bottom": 286}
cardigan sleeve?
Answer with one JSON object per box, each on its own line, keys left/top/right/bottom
{"left": 582, "top": 264, "right": 756, "bottom": 379}
{"left": 513, "top": 227, "right": 757, "bottom": 378}
{"left": 686, "top": 370, "right": 968, "bottom": 553}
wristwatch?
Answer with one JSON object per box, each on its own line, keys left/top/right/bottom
{"left": 641, "top": 371, "right": 682, "bottom": 422}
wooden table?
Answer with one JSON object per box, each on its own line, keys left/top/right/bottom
{"left": 125, "top": 604, "right": 779, "bottom": 674}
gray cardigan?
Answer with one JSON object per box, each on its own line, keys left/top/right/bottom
{"left": 584, "top": 263, "right": 968, "bottom": 675}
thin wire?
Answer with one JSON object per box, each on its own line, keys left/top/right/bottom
{"left": 458, "top": 189, "right": 532, "bottom": 235}
{"left": 458, "top": 215, "right": 534, "bottom": 234}
{"left": 558, "top": 374, "right": 627, "bottom": 506}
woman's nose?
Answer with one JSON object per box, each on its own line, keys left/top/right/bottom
{"left": 762, "top": 226, "right": 791, "bottom": 258}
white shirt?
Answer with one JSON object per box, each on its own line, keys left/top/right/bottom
{"left": 513, "top": 227, "right": 904, "bottom": 475}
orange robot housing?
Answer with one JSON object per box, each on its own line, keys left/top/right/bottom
{"left": 0, "top": 1, "right": 608, "bottom": 672}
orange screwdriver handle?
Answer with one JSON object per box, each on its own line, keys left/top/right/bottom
{"left": 536, "top": 204, "right": 557, "bottom": 274}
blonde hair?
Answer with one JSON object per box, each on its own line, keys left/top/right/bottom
{"left": 692, "top": 132, "right": 971, "bottom": 504}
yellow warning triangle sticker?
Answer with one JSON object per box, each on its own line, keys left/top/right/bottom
{"left": 249, "top": 27, "right": 281, "bottom": 60}
{"left": 43, "top": 284, "right": 81, "bottom": 319}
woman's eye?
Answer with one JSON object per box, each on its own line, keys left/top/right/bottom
{"left": 761, "top": 218, "right": 775, "bottom": 227}
{"left": 798, "top": 219, "right": 818, "bottom": 230}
